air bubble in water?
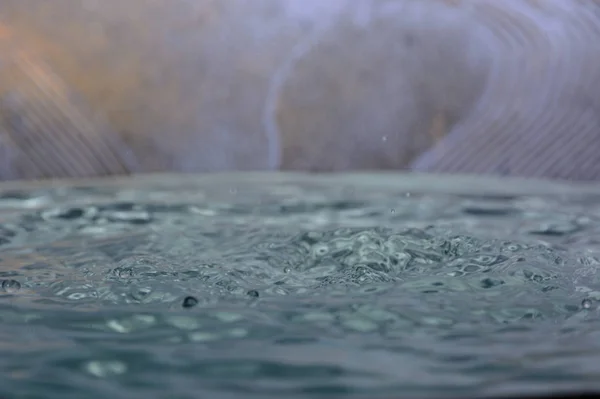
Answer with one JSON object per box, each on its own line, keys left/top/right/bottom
{"left": 113, "top": 267, "right": 134, "bottom": 279}
{"left": 130, "top": 287, "right": 152, "bottom": 302}
{"left": 1, "top": 279, "right": 21, "bottom": 293}
{"left": 182, "top": 296, "right": 199, "bottom": 308}
{"left": 68, "top": 292, "right": 89, "bottom": 301}
{"left": 582, "top": 299, "right": 594, "bottom": 310}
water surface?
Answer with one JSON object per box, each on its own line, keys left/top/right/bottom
{"left": 1, "top": 173, "right": 600, "bottom": 399}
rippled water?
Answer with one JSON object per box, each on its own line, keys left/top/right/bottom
{"left": 2, "top": 173, "right": 600, "bottom": 399}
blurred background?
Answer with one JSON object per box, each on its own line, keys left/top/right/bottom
{"left": 0, "top": 0, "right": 598, "bottom": 181}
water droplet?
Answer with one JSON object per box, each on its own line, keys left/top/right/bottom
{"left": 1, "top": 279, "right": 21, "bottom": 293}
{"left": 582, "top": 299, "right": 594, "bottom": 310}
{"left": 390, "top": 209, "right": 396, "bottom": 214}
{"left": 283, "top": 267, "right": 291, "bottom": 273}
{"left": 182, "top": 296, "right": 198, "bottom": 308}
{"left": 247, "top": 290, "right": 259, "bottom": 298}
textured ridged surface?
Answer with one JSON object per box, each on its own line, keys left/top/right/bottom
{"left": 410, "top": 0, "right": 600, "bottom": 180}
{"left": 0, "top": 22, "right": 138, "bottom": 179}
{"left": 276, "top": 0, "right": 490, "bottom": 170}
{"left": 0, "top": 0, "right": 310, "bottom": 176}
{"left": 0, "top": 0, "right": 599, "bottom": 180}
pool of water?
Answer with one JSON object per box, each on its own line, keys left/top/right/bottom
{"left": 1, "top": 172, "right": 600, "bottom": 399}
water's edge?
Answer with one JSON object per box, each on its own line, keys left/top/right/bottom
{"left": 3, "top": 172, "right": 600, "bottom": 196}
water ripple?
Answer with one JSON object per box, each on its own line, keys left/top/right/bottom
{"left": 0, "top": 174, "right": 600, "bottom": 398}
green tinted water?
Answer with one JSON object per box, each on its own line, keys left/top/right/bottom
{"left": 1, "top": 173, "right": 600, "bottom": 399}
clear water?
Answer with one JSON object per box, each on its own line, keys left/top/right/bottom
{"left": 1, "top": 173, "right": 600, "bottom": 399}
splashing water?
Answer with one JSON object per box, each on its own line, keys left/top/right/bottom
{"left": 1, "top": 173, "right": 600, "bottom": 399}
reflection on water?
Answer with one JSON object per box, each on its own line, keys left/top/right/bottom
{"left": 1, "top": 173, "right": 600, "bottom": 398}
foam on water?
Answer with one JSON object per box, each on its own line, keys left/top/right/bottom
{"left": 1, "top": 173, "right": 600, "bottom": 398}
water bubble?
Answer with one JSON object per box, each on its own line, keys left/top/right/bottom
{"left": 112, "top": 267, "right": 134, "bottom": 279}
{"left": 1, "top": 279, "right": 21, "bottom": 293}
{"left": 68, "top": 292, "right": 89, "bottom": 301}
{"left": 182, "top": 296, "right": 198, "bottom": 308}
{"left": 312, "top": 243, "right": 329, "bottom": 256}
{"left": 582, "top": 299, "right": 594, "bottom": 310}
{"left": 129, "top": 287, "right": 152, "bottom": 302}
{"left": 247, "top": 290, "right": 259, "bottom": 298}
{"left": 283, "top": 267, "right": 291, "bottom": 273}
